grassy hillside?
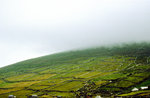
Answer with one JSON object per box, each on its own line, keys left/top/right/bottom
{"left": 0, "top": 42, "right": 150, "bottom": 98}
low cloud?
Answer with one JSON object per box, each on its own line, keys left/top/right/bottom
{"left": 0, "top": 0, "right": 150, "bottom": 67}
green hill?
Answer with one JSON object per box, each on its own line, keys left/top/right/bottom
{"left": 0, "top": 42, "right": 150, "bottom": 98}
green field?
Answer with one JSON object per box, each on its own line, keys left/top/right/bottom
{"left": 0, "top": 42, "right": 150, "bottom": 97}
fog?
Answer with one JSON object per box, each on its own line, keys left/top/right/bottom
{"left": 0, "top": 0, "right": 150, "bottom": 67}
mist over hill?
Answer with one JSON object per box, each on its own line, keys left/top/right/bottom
{"left": 0, "top": 0, "right": 150, "bottom": 97}
{"left": 0, "top": 0, "right": 150, "bottom": 67}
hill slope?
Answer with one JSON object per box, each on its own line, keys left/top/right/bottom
{"left": 0, "top": 42, "right": 150, "bottom": 97}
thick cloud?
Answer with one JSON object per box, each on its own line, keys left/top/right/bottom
{"left": 0, "top": 0, "right": 150, "bottom": 67}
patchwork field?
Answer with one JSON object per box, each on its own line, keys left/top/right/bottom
{"left": 0, "top": 43, "right": 150, "bottom": 97}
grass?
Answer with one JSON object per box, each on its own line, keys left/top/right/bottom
{"left": 95, "top": 81, "right": 107, "bottom": 85}
{"left": 0, "top": 88, "right": 22, "bottom": 94}
{"left": 119, "top": 90, "right": 150, "bottom": 96}
{"left": 5, "top": 73, "right": 35, "bottom": 81}
{"left": 1, "top": 81, "right": 39, "bottom": 88}
{"left": 7, "top": 90, "right": 34, "bottom": 98}
{"left": 27, "top": 85, "right": 49, "bottom": 90}
{"left": 49, "top": 81, "right": 84, "bottom": 91}
{"left": 93, "top": 73, "right": 128, "bottom": 80}
{"left": 0, "top": 42, "right": 150, "bottom": 97}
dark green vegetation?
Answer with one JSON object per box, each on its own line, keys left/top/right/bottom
{"left": 0, "top": 42, "right": 150, "bottom": 98}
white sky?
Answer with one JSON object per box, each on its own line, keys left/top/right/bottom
{"left": 0, "top": 0, "right": 150, "bottom": 67}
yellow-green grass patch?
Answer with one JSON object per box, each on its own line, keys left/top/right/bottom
{"left": 28, "top": 85, "right": 49, "bottom": 90}
{"left": 92, "top": 72, "right": 116, "bottom": 81}
{"left": 1, "top": 81, "right": 40, "bottom": 88}
{"left": 133, "top": 72, "right": 150, "bottom": 77}
{"left": 6, "top": 89, "right": 34, "bottom": 98}
{"left": 94, "top": 73, "right": 127, "bottom": 80}
{"left": 39, "top": 69, "right": 57, "bottom": 74}
{"left": 76, "top": 71, "right": 101, "bottom": 79}
{"left": 119, "top": 90, "right": 150, "bottom": 96}
{"left": 100, "top": 87, "right": 121, "bottom": 92}
{"left": 95, "top": 80, "right": 108, "bottom": 85}
{"left": 5, "top": 73, "right": 35, "bottom": 81}
{"left": 0, "top": 88, "right": 22, "bottom": 94}
{"left": 0, "top": 80, "right": 3, "bottom": 84}
{"left": 26, "top": 74, "right": 56, "bottom": 80}
{"left": 33, "top": 78, "right": 71, "bottom": 86}
{"left": 46, "top": 81, "right": 84, "bottom": 91}
{"left": 73, "top": 71, "right": 98, "bottom": 78}
{"left": 124, "top": 76, "right": 144, "bottom": 83}
{"left": 30, "top": 67, "right": 49, "bottom": 72}
{"left": 46, "top": 92, "right": 75, "bottom": 97}
{"left": 108, "top": 80, "right": 134, "bottom": 87}
{"left": 138, "top": 92, "right": 150, "bottom": 96}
